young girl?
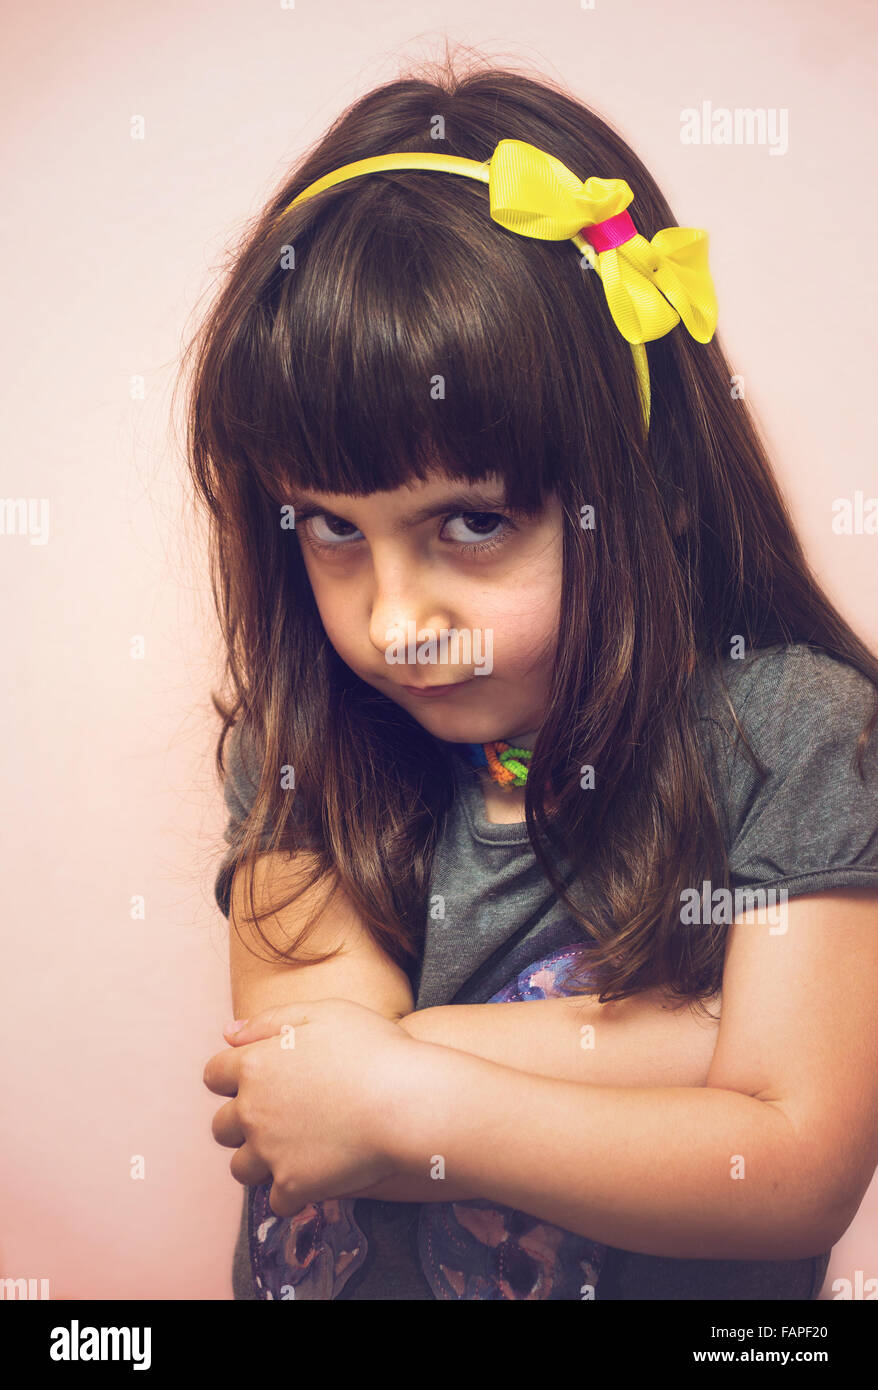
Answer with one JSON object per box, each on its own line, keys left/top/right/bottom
{"left": 194, "top": 60, "right": 878, "bottom": 1301}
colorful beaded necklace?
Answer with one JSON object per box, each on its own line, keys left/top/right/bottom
{"left": 458, "top": 740, "right": 533, "bottom": 787}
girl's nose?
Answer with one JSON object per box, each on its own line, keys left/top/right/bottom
{"left": 368, "top": 582, "right": 456, "bottom": 668}
{"left": 369, "top": 606, "right": 458, "bottom": 666}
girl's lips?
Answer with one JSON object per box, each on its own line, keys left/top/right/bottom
{"left": 401, "top": 678, "right": 476, "bottom": 698}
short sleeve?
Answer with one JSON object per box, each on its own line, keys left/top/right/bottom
{"left": 213, "top": 721, "right": 314, "bottom": 918}
{"left": 220, "top": 721, "right": 260, "bottom": 838}
{"left": 214, "top": 722, "right": 266, "bottom": 918}
{"left": 708, "top": 645, "right": 878, "bottom": 899}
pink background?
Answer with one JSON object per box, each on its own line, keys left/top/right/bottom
{"left": 1, "top": 1, "right": 875, "bottom": 1299}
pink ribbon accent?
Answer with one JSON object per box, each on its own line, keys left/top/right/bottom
{"left": 581, "top": 209, "right": 637, "bottom": 254}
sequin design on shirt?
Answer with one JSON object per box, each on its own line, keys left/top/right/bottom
{"left": 248, "top": 1190, "right": 367, "bottom": 1300}
{"left": 416, "top": 946, "right": 607, "bottom": 1300}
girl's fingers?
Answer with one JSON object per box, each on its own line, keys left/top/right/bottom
{"left": 211, "top": 1098, "right": 246, "bottom": 1148}
{"left": 230, "top": 1145, "right": 273, "bottom": 1188}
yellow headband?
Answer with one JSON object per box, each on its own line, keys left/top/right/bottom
{"left": 282, "top": 138, "right": 719, "bottom": 434}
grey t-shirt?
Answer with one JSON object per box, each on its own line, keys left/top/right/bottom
{"left": 217, "top": 643, "right": 878, "bottom": 1299}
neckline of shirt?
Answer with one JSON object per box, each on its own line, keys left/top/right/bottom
{"left": 444, "top": 743, "right": 532, "bottom": 846}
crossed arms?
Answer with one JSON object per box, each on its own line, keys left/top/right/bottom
{"left": 224, "top": 852, "right": 878, "bottom": 1258}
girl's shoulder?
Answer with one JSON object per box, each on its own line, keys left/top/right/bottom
{"left": 692, "top": 642, "right": 878, "bottom": 896}
{"left": 693, "top": 641, "right": 878, "bottom": 755}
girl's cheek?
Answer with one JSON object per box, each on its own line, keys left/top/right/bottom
{"left": 483, "top": 582, "right": 561, "bottom": 658}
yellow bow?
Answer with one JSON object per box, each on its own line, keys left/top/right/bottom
{"left": 284, "top": 138, "right": 719, "bottom": 431}
{"left": 487, "top": 139, "right": 718, "bottom": 347}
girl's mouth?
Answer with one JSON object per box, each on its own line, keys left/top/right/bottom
{"left": 401, "top": 679, "right": 476, "bottom": 698}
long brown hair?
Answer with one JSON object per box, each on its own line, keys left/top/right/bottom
{"left": 178, "top": 52, "right": 878, "bottom": 1014}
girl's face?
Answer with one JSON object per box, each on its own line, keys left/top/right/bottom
{"left": 291, "top": 470, "right": 563, "bottom": 747}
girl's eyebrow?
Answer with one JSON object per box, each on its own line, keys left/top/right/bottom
{"left": 284, "top": 487, "right": 512, "bottom": 532}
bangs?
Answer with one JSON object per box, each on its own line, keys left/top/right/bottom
{"left": 215, "top": 169, "right": 629, "bottom": 513}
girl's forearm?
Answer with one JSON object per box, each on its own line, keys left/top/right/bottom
{"left": 398, "top": 996, "right": 720, "bottom": 1088}
{"left": 346, "top": 995, "right": 719, "bottom": 1204}
{"left": 373, "top": 1040, "right": 840, "bottom": 1261}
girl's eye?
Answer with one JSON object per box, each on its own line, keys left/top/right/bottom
{"left": 302, "top": 512, "right": 362, "bottom": 545}
{"left": 298, "top": 510, "right": 516, "bottom": 556}
{"left": 441, "top": 512, "right": 513, "bottom": 552}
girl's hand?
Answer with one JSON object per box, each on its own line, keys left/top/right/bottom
{"left": 203, "top": 999, "right": 420, "bottom": 1217}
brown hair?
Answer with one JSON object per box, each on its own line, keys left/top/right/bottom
{"left": 178, "top": 52, "right": 878, "bottom": 1015}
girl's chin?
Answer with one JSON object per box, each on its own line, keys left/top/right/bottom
{"left": 413, "top": 712, "right": 537, "bottom": 747}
